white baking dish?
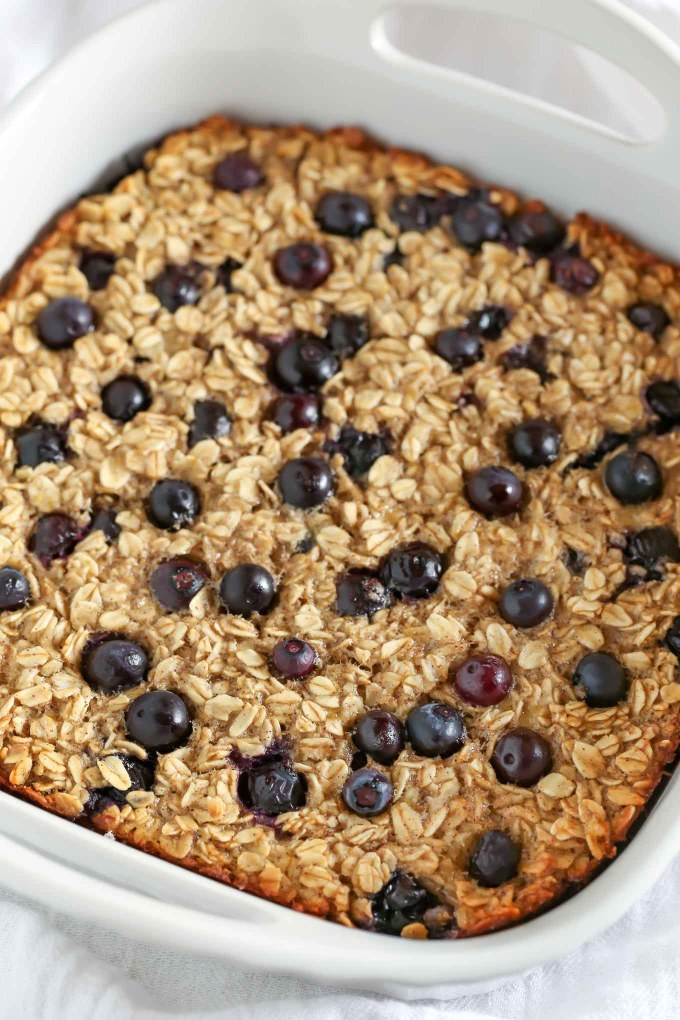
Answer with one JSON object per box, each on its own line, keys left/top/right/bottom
{"left": 0, "top": 0, "right": 679, "bottom": 996}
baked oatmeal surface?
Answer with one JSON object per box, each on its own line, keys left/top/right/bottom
{"left": 0, "top": 115, "right": 678, "bottom": 938}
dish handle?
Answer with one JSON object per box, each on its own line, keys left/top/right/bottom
{"left": 367, "top": 0, "right": 680, "bottom": 184}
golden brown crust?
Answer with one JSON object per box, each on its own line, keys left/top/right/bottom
{"left": 0, "top": 114, "right": 678, "bottom": 939}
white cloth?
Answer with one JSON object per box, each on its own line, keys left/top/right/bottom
{"left": 0, "top": 2, "right": 679, "bottom": 1017}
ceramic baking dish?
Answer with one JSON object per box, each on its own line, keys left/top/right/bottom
{"left": 0, "top": 0, "right": 679, "bottom": 996}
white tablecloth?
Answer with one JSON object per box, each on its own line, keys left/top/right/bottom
{"left": 1, "top": 2, "right": 679, "bottom": 1017}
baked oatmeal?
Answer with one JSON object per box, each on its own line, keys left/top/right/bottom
{"left": 0, "top": 115, "right": 678, "bottom": 939}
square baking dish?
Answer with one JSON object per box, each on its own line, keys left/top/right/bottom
{"left": 0, "top": 0, "right": 679, "bottom": 996}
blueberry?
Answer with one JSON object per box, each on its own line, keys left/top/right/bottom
{"left": 604, "top": 450, "right": 662, "bottom": 505}
{"left": 335, "top": 571, "right": 393, "bottom": 617}
{"left": 380, "top": 541, "right": 444, "bottom": 599}
{"left": 36, "top": 298, "right": 96, "bottom": 350}
{"left": 81, "top": 635, "right": 149, "bottom": 693}
{"left": 451, "top": 193, "right": 504, "bottom": 250}
{"left": 508, "top": 419, "right": 561, "bottom": 469}
{"left": 215, "top": 257, "right": 243, "bottom": 291}
{"left": 79, "top": 250, "right": 116, "bottom": 291}
{"left": 271, "top": 334, "right": 338, "bottom": 393}
{"left": 239, "top": 762, "right": 307, "bottom": 816}
{"left": 219, "top": 564, "right": 276, "bottom": 617}
{"left": 490, "top": 727, "right": 552, "bottom": 786}
{"left": 274, "top": 243, "right": 332, "bottom": 290}
{"left": 452, "top": 653, "right": 513, "bottom": 707}
{"left": 90, "top": 506, "right": 121, "bottom": 543}
{"left": 624, "top": 526, "right": 680, "bottom": 571}
{"left": 406, "top": 702, "right": 466, "bottom": 758}
{"left": 372, "top": 872, "right": 437, "bottom": 935}
{"left": 125, "top": 690, "right": 192, "bottom": 752}
{"left": 278, "top": 457, "right": 334, "bottom": 508}
{"left": 86, "top": 754, "right": 156, "bottom": 812}
{"left": 433, "top": 329, "right": 482, "bottom": 371}
{"left": 466, "top": 306, "right": 511, "bottom": 340}
{"left": 627, "top": 302, "right": 670, "bottom": 340}
{"left": 550, "top": 250, "right": 600, "bottom": 294}
{"left": 325, "top": 314, "right": 370, "bottom": 360}
{"left": 213, "top": 152, "right": 263, "bottom": 192}
{"left": 28, "top": 513, "right": 81, "bottom": 565}
{"left": 0, "top": 567, "right": 30, "bottom": 610}
{"left": 325, "top": 426, "right": 390, "bottom": 479}
{"left": 508, "top": 208, "right": 565, "bottom": 255}
{"left": 572, "top": 652, "right": 628, "bottom": 707}
{"left": 15, "top": 422, "right": 67, "bottom": 468}
{"left": 146, "top": 479, "right": 200, "bottom": 531}
{"left": 499, "top": 579, "right": 554, "bottom": 628}
{"left": 502, "top": 335, "right": 552, "bottom": 383}
{"left": 353, "top": 710, "right": 405, "bottom": 766}
{"left": 469, "top": 830, "right": 520, "bottom": 887}
{"left": 465, "top": 466, "right": 524, "bottom": 517}
{"left": 341, "top": 767, "right": 393, "bottom": 817}
{"left": 389, "top": 194, "right": 440, "bottom": 233}
{"left": 646, "top": 380, "right": 680, "bottom": 427}
{"left": 271, "top": 638, "right": 317, "bottom": 679}
{"left": 188, "top": 399, "right": 232, "bottom": 447}
{"left": 101, "top": 375, "right": 151, "bottom": 422}
{"left": 664, "top": 617, "right": 680, "bottom": 660}
{"left": 150, "top": 557, "right": 208, "bottom": 612}
{"left": 152, "top": 266, "right": 201, "bottom": 312}
{"left": 273, "top": 394, "right": 321, "bottom": 433}
{"left": 316, "top": 191, "right": 373, "bottom": 237}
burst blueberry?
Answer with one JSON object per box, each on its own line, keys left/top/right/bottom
{"left": 550, "top": 250, "right": 600, "bottom": 294}
{"left": 325, "top": 313, "right": 370, "bottom": 359}
{"left": 326, "top": 426, "right": 390, "bottom": 479}
{"left": 335, "top": 571, "right": 393, "bottom": 617}
{"left": 150, "top": 557, "right": 208, "bottom": 611}
{"left": 28, "top": 513, "right": 81, "bottom": 565}
{"left": 15, "top": 422, "right": 67, "bottom": 468}
{"left": 239, "top": 762, "right": 307, "bottom": 816}
{"left": 188, "top": 399, "right": 232, "bottom": 446}
{"left": 272, "top": 394, "right": 321, "bottom": 433}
